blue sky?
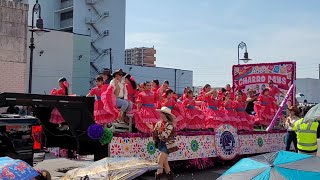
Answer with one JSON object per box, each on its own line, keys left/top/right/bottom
{"left": 125, "top": 0, "right": 320, "bottom": 87}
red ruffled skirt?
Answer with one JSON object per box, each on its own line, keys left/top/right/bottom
{"left": 134, "top": 105, "right": 161, "bottom": 133}
{"left": 185, "top": 106, "right": 205, "bottom": 130}
{"left": 101, "top": 88, "right": 120, "bottom": 124}
{"left": 221, "top": 108, "right": 239, "bottom": 128}
{"left": 94, "top": 99, "right": 118, "bottom": 125}
{"left": 168, "top": 103, "right": 186, "bottom": 131}
{"left": 49, "top": 108, "right": 65, "bottom": 124}
{"left": 204, "top": 106, "right": 224, "bottom": 129}
{"left": 236, "top": 109, "right": 254, "bottom": 131}
{"left": 254, "top": 103, "right": 275, "bottom": 126}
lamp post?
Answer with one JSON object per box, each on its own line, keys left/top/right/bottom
{"left": 237, "top": 41, "right": 251, "bottom": 65}
{"left": 28, "top": 0, "right": 49, "bottom": 93}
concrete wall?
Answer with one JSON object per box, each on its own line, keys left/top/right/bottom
{"left": 296, "top": 78, "right": 320, "bottom": 103}
{"left": 29, "top": 30, "right": 90, "bottom": 95}
{"left": 0, "top": 1, "right": 28, "bottom": 93}
{"left": 72, "top": 34, "right": 91, "bottom": 95}
{"left": 123, "top": 65, "right": 193, "bottom": 95}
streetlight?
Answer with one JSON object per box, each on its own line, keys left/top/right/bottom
{"left": 28, "top": 0, "right": 50, "bottom": 93}
{"left": 237, "top": 41, "right": 251, "bottom": 65}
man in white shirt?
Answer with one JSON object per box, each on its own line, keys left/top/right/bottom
{"left": 110, "top": 69, "right": 132, "bottom": 122}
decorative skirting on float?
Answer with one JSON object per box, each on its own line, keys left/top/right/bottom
{"left": 109, "top": 124, "right": 288, "bottom": 161}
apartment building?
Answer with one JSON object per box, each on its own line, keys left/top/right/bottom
{"left": 125, "top": 47, "right": 156, "bottom": 67}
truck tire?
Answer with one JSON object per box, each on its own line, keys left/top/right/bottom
{"left": 93, "top": 144, "right": 108, "bottom": 161}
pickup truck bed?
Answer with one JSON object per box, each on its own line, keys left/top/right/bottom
{"left": 0, "top": 114, "right": 40, "bottom": 165}
{"left": 0, "top": 92, "right": 107, "bottom": 161}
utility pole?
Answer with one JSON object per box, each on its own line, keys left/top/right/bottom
{"left": 109, "top": 48, "right": 112, "bottom": 73}
{"left": 174, "top": 69, "right": 177, "bottom": 92}
{"left": 319, "top": 64, "right": 320, "bottom": 79}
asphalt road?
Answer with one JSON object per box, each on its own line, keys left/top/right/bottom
{"left": 34, "top": 153, "right": 230, "bottom": 180}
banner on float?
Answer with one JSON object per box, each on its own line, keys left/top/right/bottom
{"left": 232, "top": 61, "right": 296, "bottom": 104}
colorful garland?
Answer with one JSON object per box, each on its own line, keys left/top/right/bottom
{"left": 87, "top": 124, "right": 113, "bottom": 145}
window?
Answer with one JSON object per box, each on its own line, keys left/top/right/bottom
{"left": 61, "top": 0, "right": 69, "bottom": 3}
{"left": 60, "top": 11, "right": 73, "bottom": 21}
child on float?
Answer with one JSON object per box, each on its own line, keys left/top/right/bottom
{"left": 134, "top": 81, "right": 161, "bottom": 133}
{"left": 220, "top": 92, "right": 239, "bottom": 128}
{"left": 203, "top": 89, "right": 225, "bottom": 130}
{"left": 197, "top": 84, "right": 211, "bottom": 102}
{"left": 254, "top": 88, "right": 278, "bottom": 127}
{"left": 233, "top": 92, "right": 254, "bottom": 131}
{"left": 49, "top": 77, "right": 77, "bottom": 158}
{"left": 49, "top": 77, "right": 70, "bottom": 131}
{"left": 124, "top": 74, "right": 138, "bottom": 104}
{"left": 161, "top": 89, "right": 186, "bottom": 131}
{"left": 152, "top": 79, "right": 160, "bottom": 94}
{"left": 182, "top": 90, "right": 205, "bottom": 130}
{"left": 178, "top": 86, "right": 191, "bottom": 102}
{"left": 87, "top": 75, "right": 118, "bottom": 125}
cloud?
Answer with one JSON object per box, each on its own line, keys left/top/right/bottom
{"left": 125, "top": 32, "right": 168, "bottom": 48}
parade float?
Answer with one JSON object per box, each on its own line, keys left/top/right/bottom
{"left": 107, "top": 61, "right": 297, "bottom": 165}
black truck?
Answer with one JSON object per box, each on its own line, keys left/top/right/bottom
{"left": 0, "top": 92, "right": 107, "bottom": 165}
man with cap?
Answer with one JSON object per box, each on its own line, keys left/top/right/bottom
{"left": 101, "top": 68, "right": 113, "bottom": 85}
{"left": 109, "top": 69, "right": 132, "bottom": 122}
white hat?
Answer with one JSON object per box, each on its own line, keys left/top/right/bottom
{"left": 157, "top": 106, "right": 175, "bottom": 118}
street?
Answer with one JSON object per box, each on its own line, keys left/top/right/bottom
{"left": 34, "top": 153, "right": 230, "bottom": 180}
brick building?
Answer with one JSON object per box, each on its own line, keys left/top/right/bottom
{"left": 125, "top": 47, "right": 156, "bottom": 67}
{"left": 0, "top": 0, "right": 28, "bottom": 93}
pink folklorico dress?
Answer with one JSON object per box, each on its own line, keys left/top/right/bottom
{"left": 220, "top": 100, "right": 239, "bottom": 128}
{"left": 203, "top": 96, "right": 225, "bottom": 129}
{"left": 182, "top": 98, "right": 205, "bottom": 130}
{"left": 134, "top": 90, "right": 161, "bottom": 133}
{"left": 49, "top": 88, "right": 66, "bottom": 124}
{"left": 233, "top": 99, "right": 254, "bottom": 131}
{"left": 101, "top": 85, "right": 120, "bottom": 124}
{"left": 161, "top": 98, "right": 186, "bottom": 131}
{"left": 89, "top": 85, "right": 118, "bottom": 125}
{"left": 126, "top": 83, "right": 138, "bottom": 112}
{"left": 254, "top": 94, "right": 277, "bottom": 126}
{"left": 267, "top": 86, "right": 280, "bottom": 114}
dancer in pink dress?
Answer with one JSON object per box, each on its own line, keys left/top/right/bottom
{"left": 182, "top": 90, "right": 205, "bottom": 130}
{"left": 152, "top": 79, "right": 160, "bottom": 94}
{"left": 178, "top": 87, "right": 191, "bottom": 102}
{"left": 220, "top": 92, "right": 239, "bottom": 128}
{"left": 124, "top": 74, "right": 138, "bottom": 103}
{"left": 266, "top": 80, "right": 282, "bottom": 114}
{"left": 156, "top": 80, "right": 170, "bottom": 101}
{"left": 135, "top": 81, "right": 161, "bottom": 133}
{"left": 254, "top": 89, "right": 277, "bottom": 126}
{"left": 49, "top": 77, "right": 69, "bottom": 130}
{"left": 226, "top": 84, "right": 235, "bottom": 100}
{"left": 233, "top": 93, "right": 254, "bottom": 131}
{"left": 87, "top": 76, "right": 117, "bottom": 125}
{"left": 203, "top": 90, "right": 225, "bottom": 130}
{"left": 197, "top": 84, "right": 211, "bottom": 101}
{"left": 161, "top": 89, "right": 186, "bottom": 131}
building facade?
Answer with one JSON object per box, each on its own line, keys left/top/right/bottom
{"left": 296, "top": 78, "right": 320, "bottom": 104}
{"left": 28, "top": 29, "right": 91, "bottom": 96}
{"left": 22, "top": 0, "right": 126, "bottom": 84}
{"left": 0, "top": 0, "right": 28, "bottom": 93}
{"left": 125, "top": 47, "right": 156, "bottom": 67}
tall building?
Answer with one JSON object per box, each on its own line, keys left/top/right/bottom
{"left": 22, "top": 0, "right": 126, "bottom": 85}
{"left": 0, "top": 0, "right": 28, "bottom": 93}
{"left": 125, "top": 47, "right": 156, "bottom": 67}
